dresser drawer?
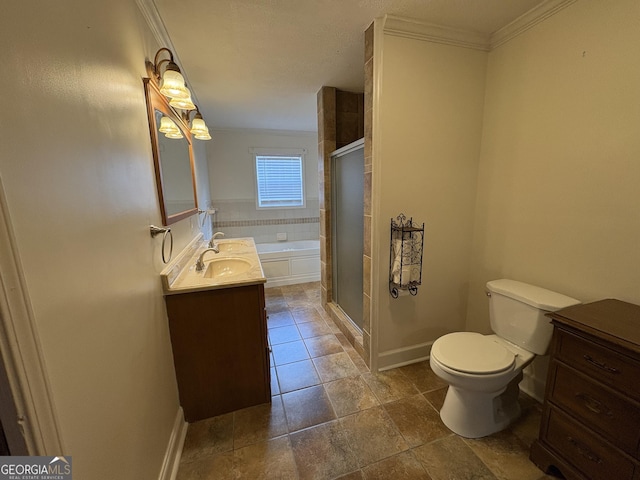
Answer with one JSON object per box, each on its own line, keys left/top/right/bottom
{"left": 556, "top": 329, "right": 640, "bottom": 400}
{"left": 545, "top": 407, "right": 637, "bottom": 480}
{"left": 550, "top": 362, "right": 640, "bottom": 456}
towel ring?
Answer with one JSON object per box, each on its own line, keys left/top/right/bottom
{"left": 150, "top": 225, "right": 174, "bottom": 264}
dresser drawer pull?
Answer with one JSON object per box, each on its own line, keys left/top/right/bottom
{"left": 567, "top": 436, "right": 603, "bottom": 464}
{"left": 575, "top": 392, "right": 613, "bottom": 417}
{"left": 583, "top": 354, "right": 620, "bottom": 374}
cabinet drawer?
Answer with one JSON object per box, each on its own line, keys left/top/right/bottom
{"left": 550, "top": 362, "right": 640, "bottom": 456}
{"left": 545, "top": 407, "right": 636, "bottom": 480}
{"left": 557, "top": 330, "right": 640, "bottom": 400}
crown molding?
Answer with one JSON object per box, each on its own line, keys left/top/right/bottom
{"left": 490, "top": 0, "right": 577, "bottom": 49}
{"left": 382, "top": 0, "right": 577, "bottom": 52}
{"left": 383, "top": 15, "right": 491, "bottom": 51}
{"left": 136, "top": 0, "right": 199, "bottom": 104}
{"left": 136, "top": 0, "right": 175, "bottom": 52}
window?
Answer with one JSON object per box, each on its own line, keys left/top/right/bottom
{"left": 254, "top": 151, "right": 305, "bottom": 208}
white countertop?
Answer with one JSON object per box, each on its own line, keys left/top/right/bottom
{"left": 161, "top": 237, "right": 266, "bottom": 295}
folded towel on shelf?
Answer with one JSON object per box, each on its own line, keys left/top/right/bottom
{"left": 391, "top": 239, "right": 402, "bottom": 284}
{"left": 391, "top": 238, "right": 418, "bottom": 286}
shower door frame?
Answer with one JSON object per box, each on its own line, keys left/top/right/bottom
{"left": 330, "top": 138, "right": 365, "bottom": 333}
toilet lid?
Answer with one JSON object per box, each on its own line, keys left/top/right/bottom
{"left": 432, "top": 332, "right": 515, "bottom": 374}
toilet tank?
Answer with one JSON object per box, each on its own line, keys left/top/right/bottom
{"left": 486, "top": 279, "right": 580, "bottom": 355}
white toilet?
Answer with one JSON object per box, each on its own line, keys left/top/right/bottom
{"left": 429, "top": 279, "right": 580, "bottom": 438}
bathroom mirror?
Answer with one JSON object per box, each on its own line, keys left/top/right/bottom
{"left": 144, "top": 78, "right": 198, "bottom": 225}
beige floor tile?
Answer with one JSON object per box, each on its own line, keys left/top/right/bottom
{"left": 176, "top": 283, "right": 548, "bottom": 480}
{"left": 272, "top": 340, "right": 310, "bottom": 365}
{"left": 313, "top": 351, "right": 360, "bottom": 382}
{"left": 361, "top": 450, "right": 432, "bottom": 480}
{"left": 340, "top": 406, "right": 408, "bottom": 467}
{"left": 510, "top": 404, "right": 543, "bottom": 449}
{"left": 413, "top": 435, "right": 497, "bottom": 480}
{"left": 384, "top": 394, "right": 451, "bottom": 447}
{"left": 233, "top": 396, "right": 288, "bottom": 449}
{"left": 290, "top": 420, "right": 359, "bottom": 480}
{"left": 297, "top": 320, "right": 333, "bottom": 339}
{"left": 282, "top": 385, "right": 336, "bottom": 432}
{"left": 268, "top": 324, "right": 302, "bottom": 345}
{"left": 181, "top": 412, "right": 234, "bottom": 463}
{"left": 276, "top": 359, "right": 320, "bottom": 393}
{"left": 397, "top": 360, "right": 448, "bottom": 393}
{"left": 335, "top": 471, "right": 364, "bottom": 479}
{"left": 361, "top": 370, "right": 420, "bottom": 404}
{"left": 291, "top": 307, "right": 325, "bottom": 324}
{"left": 304, "top": 334, "right": 344, "bottom": 358}
{"left": 233, "top": 435, "right": 299, "bottom": 480}
{"left": 325, "top": 376, "right": 380, "bottom": 417}
{"left": 270, "top": 367, "right": 279, "bottom": 395}
{"left": 423, "top": 387, "right": 447, "bottom": 411}
{"left": 344, "top": 347, "right": 370, "bottom": 373}
{"left": 464, "top": 430, "right": 544, "bottom": 480}
{"left": 267, "top": 310, "right": 295, "bottom": 328}
{"left": 176, "top": 451, "right": 234, "bottom": 480}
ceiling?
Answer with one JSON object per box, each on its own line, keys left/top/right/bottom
{"left": 154, "top": 0, "right": 545, "bottom": 132}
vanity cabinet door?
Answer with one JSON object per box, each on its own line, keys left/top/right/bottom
{"left": 165, "top": 284, "right": 270, "bottom": 422}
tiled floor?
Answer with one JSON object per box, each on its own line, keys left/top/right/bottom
{"left": 176, "top": 282, "right": 556, "bottom": 480}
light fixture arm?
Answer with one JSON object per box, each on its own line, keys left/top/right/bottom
{"left": 150, "top": 47, "right": 175, "bottom": 81}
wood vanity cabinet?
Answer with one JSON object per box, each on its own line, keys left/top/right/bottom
{"left": 164, "top": 283, "right": 270, "bottom": 422}
{"left": 530, "top": 299, "right": 640, "bottom": 480}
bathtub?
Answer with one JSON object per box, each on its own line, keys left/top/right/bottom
{"left": 256, "top": 240, "right": 320, "bottom": 288}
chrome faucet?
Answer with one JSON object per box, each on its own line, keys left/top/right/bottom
{"left": 195, "top": 247, "right": 219, "bottom": 272}
{"left": 208, "top": 231, "right": 225, "bottom": 249}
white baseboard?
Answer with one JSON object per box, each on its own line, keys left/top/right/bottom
{"left": 158, "top": 407, "right": 188, "bottom": 480}
{"left": 519, "top": 359, "right": 549, "bottom": 403}
{"left": 378, "top": 342, "right": 433, "bottom": 371}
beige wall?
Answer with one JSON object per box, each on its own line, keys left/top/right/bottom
{"left": 208, "top": 129, "right": 319, "bottom": 243}
{"left": 373, "top": 0, "right": 639, "bottom": 373}
{"left": 0, "top": 0, "right": 210, "bottom": 478}
{"left": 466, "top": 0, "right": 640, "bottom": 334}
{"left": 209, "top": 129, "right": 318, "bottom": 200}
{"left": 374, "top": 32, "right": 487, "bottom": 366}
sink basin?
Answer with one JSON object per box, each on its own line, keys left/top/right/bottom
{"left": 203, "top": 257, "right": 252, "bottom": 279}
{"left": 216, "top": 240, "right": 250, "bottom": 253}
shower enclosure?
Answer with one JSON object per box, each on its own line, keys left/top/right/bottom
{"left": 331, "top": 139, "right": 364, "bottom": 330}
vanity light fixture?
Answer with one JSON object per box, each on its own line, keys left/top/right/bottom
{"left": 158, "top": 116, "right": 184, "bottom": 139}
{"left": 147, "top": 47, "right": 189, "bottom": 100}
{"left": 158, "top": 116, "right": 180, "bottom": 134}
{"left": 188, "top": 107, "right": 212, "bottom": 141}
{"left": 169, "top": 87, "right": 196, "bottom": 111}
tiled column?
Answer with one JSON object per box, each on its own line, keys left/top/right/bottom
{"left": 317, "top": 87, "right": 336, "bottom": 307}
{"left": 317, "top": 64, "right": 369, "bottom": 365}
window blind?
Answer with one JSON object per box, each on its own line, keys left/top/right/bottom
{"left": 255, "top": 155, "right": 304, "bottom": 208}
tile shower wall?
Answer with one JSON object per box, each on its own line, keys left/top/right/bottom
{"left": 318, "top": 74, "right": 368, "bottom": 364}
{"left": 212, "top": 198, "right": 319, "bottom": 244}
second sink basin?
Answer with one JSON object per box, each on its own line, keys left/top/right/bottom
{"left": 204, "top": 257, "right": 253, "bottom": 279}
{"left": 216, "top": 240, "right": 251, "bottom": 253}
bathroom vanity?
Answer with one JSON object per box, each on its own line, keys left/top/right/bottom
{"left": 161, "top": 238, "right": 270, "bottom": 422}
{"left": 530, "top": 299, "right": 640, "bottom": 480}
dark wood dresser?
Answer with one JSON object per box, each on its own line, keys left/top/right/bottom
{"left": 530, "top": 299, "right": 640, "bottom": 480}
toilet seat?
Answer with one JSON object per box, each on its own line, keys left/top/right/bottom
{"left": 431, "top": 332, "right": 515, "bottom": 374}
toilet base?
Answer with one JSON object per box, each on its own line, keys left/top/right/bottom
{"left": 439, "top": 373, "right": 522, "bottom": 438}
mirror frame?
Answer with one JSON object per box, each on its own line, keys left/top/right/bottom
{"left": 143, "top": 77, "right": 199, "bottom": 226}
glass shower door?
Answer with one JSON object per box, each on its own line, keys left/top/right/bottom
{"left": 331, "top": 139, "right": 364, "bottom": 330}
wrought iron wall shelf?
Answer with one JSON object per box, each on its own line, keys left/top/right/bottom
{"left": 389, "top": 214, "right": 424, "bottom": 298}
